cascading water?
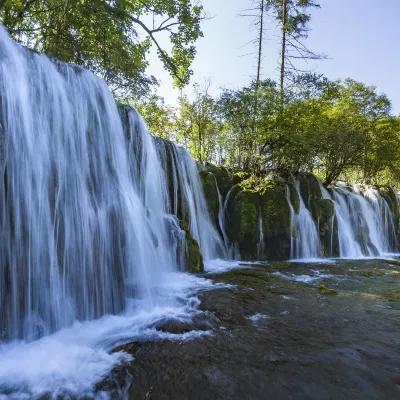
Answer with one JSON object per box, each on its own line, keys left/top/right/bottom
{"left": 0, "top": 26, "right": 229, "bottom": 397}
{"left": 209, "top": 173, "right": 231, "bottom": 256}
{"left": 330, "top": 185, "right": 397, "bottom": 257}
{"left": 288, "top": 182, "right": 321, "bottom": 259}
{"left": 330, "top": 188, "right": 364, "bottom": 257}
{"left": 155, "top": 141, "right": 227, "bottom": 261}
{"left": 364, "top": 187, "right": 398, "bottom": 252}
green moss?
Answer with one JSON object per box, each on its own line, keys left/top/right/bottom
{"left": 231, "top": 191, "right": 259, "bottom": 259}
{"left": 313, "top": 199, "right": 334, "bottom": 221}
{"left": 357, "top": 270, "right": 385, "bottom": 277}
{"left": 258, "top": 180, "right": 292, "bottom": 260}
{"left": 286, "top": 182, "right": 300, "bottom": 214}
{"left": 199, "top": 170, "right": 220, "bottom": 223}
{"left": 180, "top": 221, "right": 204, "bottom": 273}
{"left": 268, "top": 261, "right": 293, "bottom": 269}
{"left": 204, "top": 163, "right": 232, "bottom": 197}
{"left": 317, "top": 285, "right": 338, "bottom": 296}
{"left": 298, "top": 173, "right": 323, "bottom": 206}
{"left": 386, "top": 288, "right": 400, "bottom": 301}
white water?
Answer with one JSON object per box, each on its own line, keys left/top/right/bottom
{"left": 156, "top": 142, "right": 227, "bottom": 261}
{"left": 0, "top": 272, "right": 217, "bottom": 398}
{"left": 288, "top": 182, "right": 321, "bottom": 259}
{"left": 0, "top": 27, "right": 225, "bottom": 397}
{"left": 256, "top": 207, "right": 265, "bottom": 259}
{"left": 330, "top": 186, "right": 397, "bottom": 257}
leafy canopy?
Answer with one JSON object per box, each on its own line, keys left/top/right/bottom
{"left": 0, "top": 0, "right": 204, "bottom": 97}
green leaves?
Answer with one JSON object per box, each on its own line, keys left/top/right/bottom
{"left": 0, "top": 0, "right": 203, "bottom": 97}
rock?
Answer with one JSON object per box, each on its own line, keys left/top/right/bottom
{"left": 286, "top": 181, "right": 300, "bottom": 214}
{"left": 230, "top": 190, "right": 259, "bottom": 260}
{"left": 317, "top": 285, "right": 338, "bottom": 296}
{"left": 204, "top": 163, "right": 232, "bottom": 197}
{"left": 378, "top": 186, "right": 400, "bottom": 250}
{"left": 310, "top": 198, "right": 337, "bottom": 257}
{"left": 180, "top": 221, "right": 204, "bottom": 273}
{"left": 298, "top": 173, "right": 323, "bottom": 207}
{"left": 199, "top": 170, "right": 220, "bottom": 224}
{"left": 259, "top": 180, "right": 292, "bottom": 260}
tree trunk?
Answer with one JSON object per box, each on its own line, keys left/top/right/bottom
{"left": 256, "top": 0, "right": 264, "bottom": 91}
{"left": 279, "top": 0, "right": 287, "bottom": 110}
{"left": 252, "top": 0, "right": 264, "bottom": 162}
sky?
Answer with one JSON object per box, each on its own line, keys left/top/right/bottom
{"left": 146, "top": 0, "right": 400, "bottom": 114}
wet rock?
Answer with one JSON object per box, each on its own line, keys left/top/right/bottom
{"left": 230, "top": 190, "right": 259, "bottom": 260}
{"left": 199, "top": 170, "right": 220, "bottom": 224}
{"left": 180, "top": 221, "right": 204, "bottom": 273}
{"left": 204, "top": 163, "right": 232, "bottom": 197}
{"left": 259, "top": 180, "right": 292, "bottom": 260}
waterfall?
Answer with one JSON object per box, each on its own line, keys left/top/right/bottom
{"left": 330, "top": 188, "right": 364, "bottom": 257}
{"left": 221, "top": 186, "right": 241, "bottom": 260}
{"left": 155, "top": 141, "right": 226, "bottom": 261}
{"left": 364, "top": 187, "right": 397, "bottom": 252}
{"left": 209, "top": 173, "right": 231, "bottom": 257}
{"left": 288, "top": 183, "right": 321, "bottom": 259}
{"left": 256, "top": 207, "right": 265, "bottom": 259}
{"left": 0, "top": 26, "right": 221, "bottom": 342}
{"left": 328, "top": 185, "right": 398, "bottom": 257}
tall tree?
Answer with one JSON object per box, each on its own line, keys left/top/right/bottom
{"left": 267, "top": 0, "right": 324, "bottom": 108}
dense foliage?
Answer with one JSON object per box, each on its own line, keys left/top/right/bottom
{"left": 137, "top": 74, "right": 400, "bottom": 186}
{"left": 0, "top": 0, "right": 203, "bottom": 97}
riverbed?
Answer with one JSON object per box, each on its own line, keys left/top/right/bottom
{"left": 106, "top": 258, "right": 400, "bottom": 399}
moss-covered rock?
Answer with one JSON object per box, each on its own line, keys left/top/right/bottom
{"left": 199, "top": 170, "right": 220, "bottom": 223}
{"left": 259, "top": 180, "right": 292, "bottom": 261}
{"left": 317, "top": 285, "right": 338, "bottom": 296}
{"left": 298, "top": 173, "right": 323, "bottom": 207}
{"left": 309, "top": 198, "right": 336, "bottom": 256}
{"left": 286, "top": 181, "right": 300, "bottom": 214}
{"left": 204, "top": 163, "right": 232, "bottom": 197}
{"left": 379, "top": 186, "right": 399, "bottom": 221}
{"left": 231, "top": 190, "right": 259, "bottom": 260}
{"left": 180, "top": 221, "right": 204, "bottom": 273}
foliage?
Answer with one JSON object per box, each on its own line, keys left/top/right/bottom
{"left": 131, "top": 95, "right": 175, "bottom": 139}
{"left": 0, "top": 0, "right": 204, "bottom": 97}
{"left": 156, "top": 74, "right": 400, "bottom": 188}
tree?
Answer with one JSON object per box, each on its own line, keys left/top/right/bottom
{"left": 266, "top": 0, "right": 325, "bottom": 108}
{"left": 0, "top": 0, "right": 204, "bottom": 98}
{"left": 132, "top": 95, "right": 176, "bottom": 140}
{"left": 174, "top": 80, "right": 222, "bottom": 163}
{"left": 219, "top": 79, "right": 280, "bottom": 170}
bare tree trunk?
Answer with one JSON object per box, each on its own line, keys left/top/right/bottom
{"left": 256, "top": 0, "right": 264, "bottom": 91}
{"left": 280, "top": 0, "right": 287, "bottom": 110}
{"left": 252, "top": 0, "right": 264, "bottom": 165}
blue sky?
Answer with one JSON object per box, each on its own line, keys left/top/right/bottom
{"left": 146, "top": 0, "right": 400, "bottom": 114}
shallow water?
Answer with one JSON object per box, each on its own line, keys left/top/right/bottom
{"left": 113, "top": 258, "right": 400, "bottom": 399}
